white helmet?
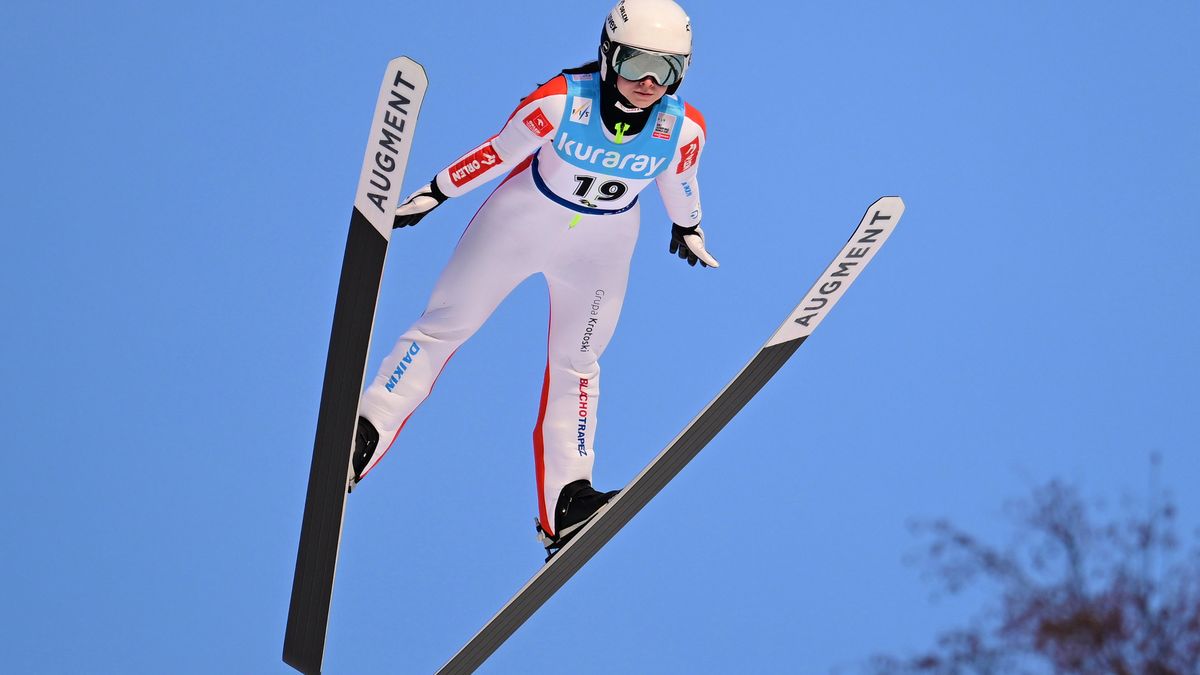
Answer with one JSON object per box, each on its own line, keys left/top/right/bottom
{"left": 600, "top": 0, "right": 692, "bottom": 92}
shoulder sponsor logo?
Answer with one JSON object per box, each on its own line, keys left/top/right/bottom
{"left": 569, "top": 97, "right": 593, "bottom": 124}
{"left": 523, "top": 108, "right": 553, "bottom": 137}
{"left": 676, "top": 137, "right": 700, "bottom": 173}
{"left": 557, "top": 131, "right": 667, "bottom": 177}
{"left": 652, "top": 112, "right": 676, "bottom": 140}
{"left": 448, "top": 142, "right": 500, "bottom": 187}
{"left": 571, "top": 73, "right": 594, "bottom": 82}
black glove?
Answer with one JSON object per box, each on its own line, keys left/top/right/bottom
{"left": 669, "top": 223, "right": 720, "bottom": 268}
{"left": 392, "top": 176, "right": 449, "bottom": 228}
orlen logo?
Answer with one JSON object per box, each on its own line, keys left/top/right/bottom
{"left": 676, "top": 137, "right": 699, "bottom": 173}
{"left": 449, "top": 142, "right": 500, "bottom": 187}
{"left": 523, "top": 109, "right": 553, "bottom": 138}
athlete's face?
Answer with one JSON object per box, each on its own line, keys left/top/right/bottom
{"left": 616, "top": 75, "right": 668, "bottom": 109}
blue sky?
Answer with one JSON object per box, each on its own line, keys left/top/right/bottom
{"left": 2, "top": 1, "right": 1198, "bottom": 673}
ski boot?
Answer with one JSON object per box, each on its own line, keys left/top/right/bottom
{"left": 535, "top": 479, "right": 620, "bottom": 561}
{"left": 347, "top": 416, "right": 379, "bottom": 493}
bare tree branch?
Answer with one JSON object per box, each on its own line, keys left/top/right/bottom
{"left": 867, "top": 464, "right": 1200, "bottom": 674}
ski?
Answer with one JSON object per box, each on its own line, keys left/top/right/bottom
{"left": 435, "top": 196, "right": 905, "bottom": 675}
{"left": 283, "top": 56, "right": 428, "bottom": 675}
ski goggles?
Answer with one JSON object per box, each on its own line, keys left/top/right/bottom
{"left": 612, "top": 45, "right": 688, "bottom": 87}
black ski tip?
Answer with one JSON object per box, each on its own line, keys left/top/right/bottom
{"left": 282, "top": 649, "right": 321, "bottom": 675}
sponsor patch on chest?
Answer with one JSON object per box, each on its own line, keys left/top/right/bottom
{"left": 652, "top": 112, "right": 676, "bottom": 140}
{"left": 569, "top": 97, "right": 593, "bottom": 124}
{"left": 556, "top": 131, "right": 667, "bottom": 177}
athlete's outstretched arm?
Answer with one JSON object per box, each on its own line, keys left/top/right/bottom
{"left": 391, "top": 76, "right": 572, "bottom": 229}
{"left": 657, "top": 102, "right": 715, "bottom": 267}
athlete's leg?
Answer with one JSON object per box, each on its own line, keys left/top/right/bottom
{"left": 533, "top": 208, "right": 640, "bottom": 534}
{"left": 357, "top": 175, "right": 546, "bottom": 477}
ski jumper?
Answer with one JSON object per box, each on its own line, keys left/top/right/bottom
{"left": 358, "top": 70, "right": 707, "bottom": 535}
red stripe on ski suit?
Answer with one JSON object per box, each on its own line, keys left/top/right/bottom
{"left": 359, "top": 348, "right": 458, "bottom": 480}
{"left": 358, "top": 157, "right": 535, "bottom": 479}
{"left": 683, "top": 102, "right": 706, "bottom": 137}
{"left": 504, "top": 75, "right": 568, "bottom": 124}
{"left": 532, "top": 304, "right": 554, "bottom": 536}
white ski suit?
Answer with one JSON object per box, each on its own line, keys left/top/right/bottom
{"left": 358, "top": 69, "right": 707, "bottom": 535}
